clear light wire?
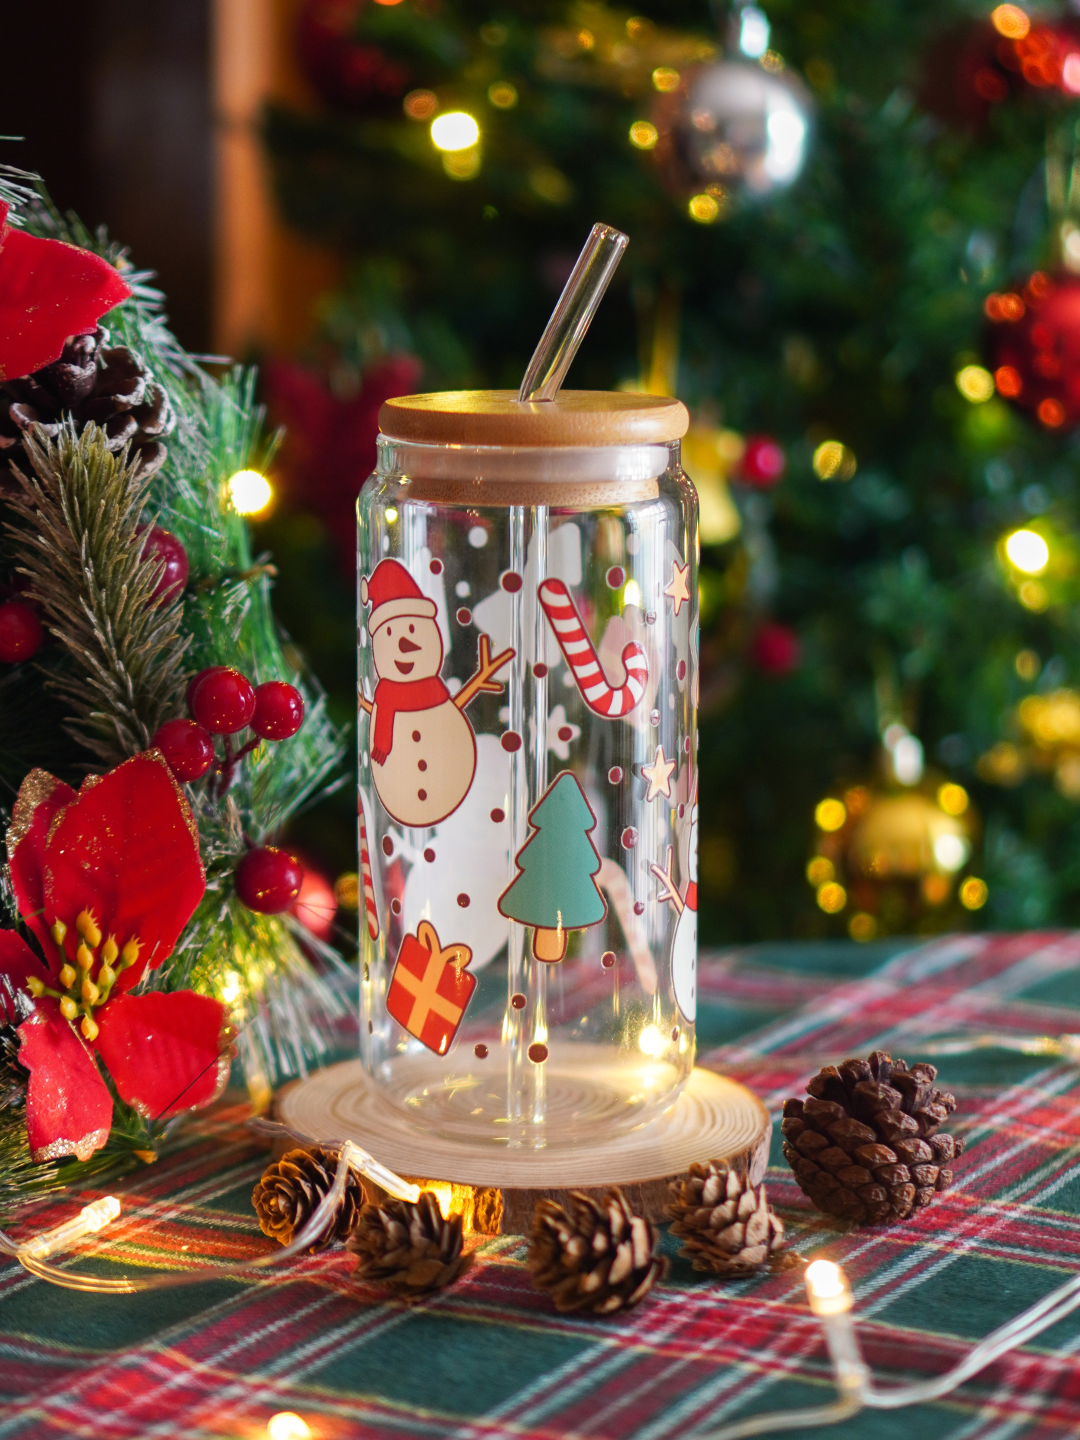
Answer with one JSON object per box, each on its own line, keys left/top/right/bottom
{"left": 703, "top": 1265, "right": 1080, "bottom": 1439}
{"left": 0, "top": 1137, "right": 418, "bottom": 1293}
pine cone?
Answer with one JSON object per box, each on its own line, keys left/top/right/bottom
{"left": 782, "top": 1051, "right": 964, "bottom": 1224}
{"left": 346, "top": 1191, "right": 471, "bottom": 1294}
{"left": 666, "top": 1161, "right": 787, "bottom": 1273}
{"left": 527, "top": 1188, "right": 667, "bottom": 1315}
{"left": 252, "top": 1146, "right": 365, "bottom": 1250}
{"left": 0, "top": 326, "right": 174, "bottom": 478}
{"left": 0, "top": 975, "right": 29, "bottom": 1114}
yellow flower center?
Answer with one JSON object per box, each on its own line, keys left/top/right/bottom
{"left": 35, "top": 911, "right": 145, "bottom": 1040}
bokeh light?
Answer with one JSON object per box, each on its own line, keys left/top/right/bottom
{"left": 267, "top": 1415, "right": 311, "bottom": 1440}
{"left": 227, "top": 470, "right": 272, "bottom": 516}
{"left": 816, "top": 881, "right": 847, "bottom": 914}
{"left": 812, "top": 440, "right": 857, "bottom": 481}
{"left": 959, "top": 877, "right": 989, "bottom": 910}
{"left": 629, "top": 120, "right": 659, "bottom": 149}
{"left": 1004, "top": 528, "right": 1049, "bottom": 574}
{"left": 431, "top": 111, "right": 480, "bottom": 151}
{"left": 652, "top": 67, "right": 681, "bottom": 91}
{"left": 488, "top": 82, "right": 517, "bottom": 108}
{"left": 937, "top": 783, "right": 969, "bottom": 816}
{"left": 815, "top": 798, "right": 847, "bottom": 832}
{"left": 991, "top": 4, "right": 1030, "bottom": 39}
{"left": 688, "top": 192, "right": 722, "bottom": 223}
{"left": 956, "top": 365, "right": 995, "bottom": 402}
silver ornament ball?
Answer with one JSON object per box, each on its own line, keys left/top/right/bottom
{"left": 663, "top": 60, "right": 812, "bottom": 200}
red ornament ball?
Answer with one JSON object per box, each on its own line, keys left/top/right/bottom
{"left": 236, "top": 847, "right": 304, "bottom": 914}
{"left": 139, "top": 525, "right": 189, "bottom": 601}
{"left": 0, "top": 600, "right": 43, "bottom": 663}
{"left": 985, "top": 271, "right": 1080, "bottom": 430}
{"left": 737, "top": 435, "right": 786, "bottom": 487}
{"left": 251, "top": 681, "right": 305, "bottom": 740}
{"left": 190, "top": 667, "right": 256, "bottom": 734}
{"left": 751, "top": 621, "right": 801, "bottom": 676}
{"left": 152, "top": 718, "right": 215, "bottom": 782}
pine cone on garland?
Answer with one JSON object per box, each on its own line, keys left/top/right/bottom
{"left": 527, "top": 1188, "right": 667, "bottom": 1315}
{"left": 0, "top": 975, "right": 29, "bottom": 1114}
{"left": 252, "top": 1146, "right": 365, "bottom": 1250}
{"left": 0, "top": 326, "right": 174, "bottom": 479}
{"left": 666, "top": 1161, "right": 788, "bottom": 1274}
{"left": 782, "top": 1051, "right": 964, "bottom": 1225}
{"left": 346, "top": 1191, "right": 471, "bottom": 1295}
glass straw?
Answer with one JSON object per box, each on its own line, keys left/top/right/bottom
{"left": 517, "top": 223, "right": 629, "bottom": 402}
{"left": 509, "top": 223, "right": 629, "bottom": 1141}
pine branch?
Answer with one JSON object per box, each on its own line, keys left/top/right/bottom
{"left": 4, "top": 422, "right": 189, "bottom": 766}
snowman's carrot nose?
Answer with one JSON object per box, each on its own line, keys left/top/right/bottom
{"left": 398, "top": 636, "right": 422, "bottom": 652}
{"left": 517, "top": 222, "right": 628, "bottom": 403}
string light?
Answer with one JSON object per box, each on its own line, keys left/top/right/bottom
{"left": 19, "top": 1196, "right": 121, "bottom": 1261}
{"left": 430, "top": 111, "right": 480, "bottom": 151}
{"left": 267, "top": 1415, "right": 311, "bottom": 1440}
{"left": 488, "top": 81, "right": 517, "bottom": 108}
{"left": 227, "top": 469, "right": 272, "bottom": 516}
{"left": 1004, "top": 528, "right": 1049, "bottom": 574}
{"left": 652, "top": 66, "right": 681, "bottom": 91}
{"left": 709, "top": 1250, "right": 1080, "bottom": 1438}
{"left": 404, "top": 89, "right": 438, "bottom": 120}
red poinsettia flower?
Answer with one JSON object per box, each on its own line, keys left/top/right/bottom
{"left": 0, "top": 199, "right": 132, "bottom": 382}
{"left": 0, "top": 751, "right": 229, "bottom": 1162}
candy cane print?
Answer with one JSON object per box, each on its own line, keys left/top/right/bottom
{"left": 538, "top": 579, "right": 648, "bottom": 717}
{"left": 357, "top": 790, "right": 380, "bottom": 941}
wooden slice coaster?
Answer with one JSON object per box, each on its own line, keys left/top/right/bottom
{"left": 276, "top": 1060, "right": 771, "bottom": 1233}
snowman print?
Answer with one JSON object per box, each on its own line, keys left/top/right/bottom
{"left": 650, "top": 804, "right": 698, "bottom": 1023}
{"left": 360, "top": 558, "right": 514, "bottom": 827}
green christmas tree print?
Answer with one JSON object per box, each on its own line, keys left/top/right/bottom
{"left": 498, "top": 771, "right": 607, "bottom": 963}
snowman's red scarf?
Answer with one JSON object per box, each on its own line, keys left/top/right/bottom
{"left": 371, "top": 676, "right": 451, "bottom": 764}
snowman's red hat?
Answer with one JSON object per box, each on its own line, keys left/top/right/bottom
{"left": 361, "top": 558, "right": 437, "bottom": 633}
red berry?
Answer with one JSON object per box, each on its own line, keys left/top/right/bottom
{"left": 139, "top": 525, "right": 189, "bottom": 601}
{"left": 186, "top": 665, "right": 228, "bottom": 713}
{"left": 235, "top": 847, "right": 304, "bottom": 914}
{"left": 738, "top": 435, "right": 787, "bottom": 487}
{"left": 0, "top": 600, "right": 43, "bottom": 663}
{"left": 250, "top": 681, "right": 305, "bottom": 740}
{"left": 751, "top": 622, "right": 801, "bottom": 676}
{"left": 190, "top": 667, "right": 256, "bottom": 734}
{"left": 152, "top": 718, "right": 216, "bottom": 781}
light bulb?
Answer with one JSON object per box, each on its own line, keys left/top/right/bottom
{"left": 1005, "top": 529, "right": 1049, "bottom": 575}
{"left": 227, "top": 469, "right": 272, "bottom": 516}
{"left": 805, "top": 1258, "right": 852, "bottom": 1315}
{"left": 431, "top": 111, "right": 480, "bottom": 151}
{"left": 267, "top": 1415, "right": 311, "bottom": 1440}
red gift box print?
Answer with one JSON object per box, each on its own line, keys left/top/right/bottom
{"left": 387, "top": 920, "right": 475, "bottom": 1055}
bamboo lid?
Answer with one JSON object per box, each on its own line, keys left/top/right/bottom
{"left": 378, "top": 390, "right": 689, "bottom": 448}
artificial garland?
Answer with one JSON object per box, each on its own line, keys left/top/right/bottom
{"left": 0, "top": 164, "right": 347, "bottom": 1215}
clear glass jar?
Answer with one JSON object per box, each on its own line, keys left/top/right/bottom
{"left": 356, "top": 392, "right": 697, "bottom": 1149}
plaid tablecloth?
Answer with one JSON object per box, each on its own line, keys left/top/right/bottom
{"left": 5, "top": 933, "right": 1080, "bottom": 1439}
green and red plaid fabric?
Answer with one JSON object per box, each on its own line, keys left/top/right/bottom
{"left": 4, "top": 933, "right": 1080, "bottom": 1439}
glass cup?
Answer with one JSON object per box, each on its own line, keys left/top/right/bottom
{"left": 357, "top": 391, "right": 697, "bottom": 1148}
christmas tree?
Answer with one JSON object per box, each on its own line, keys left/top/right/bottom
{"left": 263, "top": 0, "right": 1080, "bottom": 941}
{"left": 499, "top": 771, "right": 606, "bottom": 960}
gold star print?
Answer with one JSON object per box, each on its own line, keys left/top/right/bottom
{"left": 641, "top": 744, "right": 676, "bottom": 802}
{"left": 664, "top": 559, "right": 691, "bottom": 617}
